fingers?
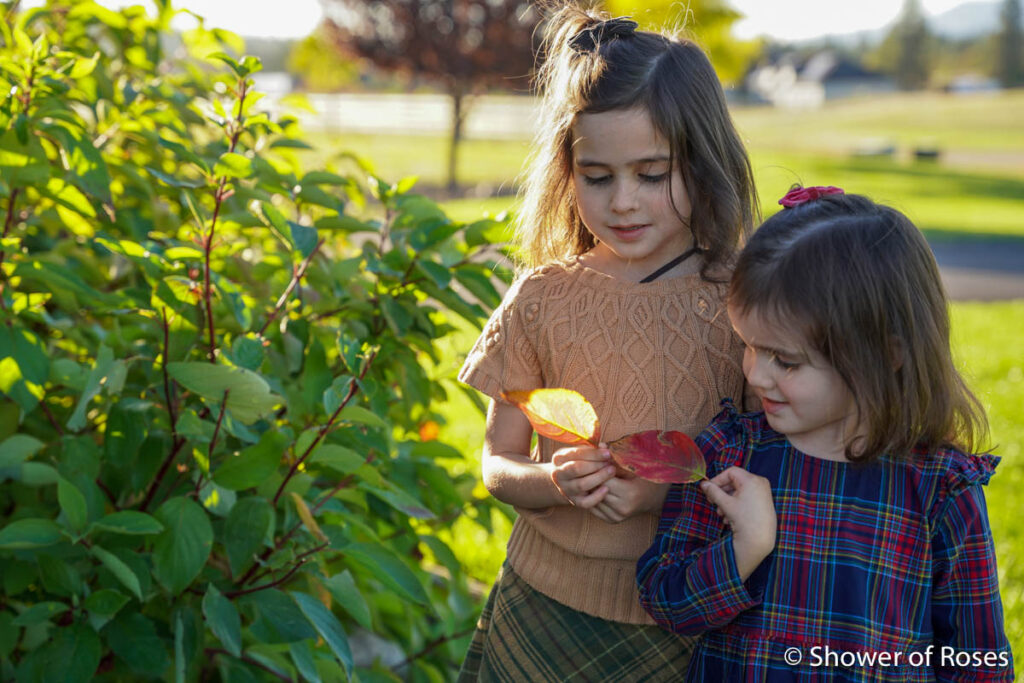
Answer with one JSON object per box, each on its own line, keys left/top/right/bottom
{"left": 551, "top": 444, "right": 611, "bottom": 466}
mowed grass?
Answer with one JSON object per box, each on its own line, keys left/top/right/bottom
{"left": 307, "top": 91, "right": 1024, "bottom": 238}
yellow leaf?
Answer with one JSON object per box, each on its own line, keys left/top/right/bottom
{"left": 501, "top": 388, "right": 600, "bottom": 447}
{"left": 290, "top": 492, "right": 327, "bottom": 543}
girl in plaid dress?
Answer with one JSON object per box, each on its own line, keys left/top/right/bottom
{"left": 638, "top": 188, "right": 1014, "bottom": 681}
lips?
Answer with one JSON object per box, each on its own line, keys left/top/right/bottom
{"left": 761, "top": 397, "right": 787, "bottom": 415}
{"left": 608, "top": 224, "right": 649, "bottom": 241}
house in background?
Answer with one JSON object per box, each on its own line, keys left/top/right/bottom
{"left": 741, "top": 50, "right": 896, "bottom": 109}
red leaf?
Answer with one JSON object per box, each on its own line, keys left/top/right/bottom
{"left": 608, "top": 430, "right": 705, "bottom": 483}
{"left": 501, "top": 388, "right": 600, "bottom": 447}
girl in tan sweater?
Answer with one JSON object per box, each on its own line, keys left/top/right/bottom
{"left": 457, "top": 3, "right": 757, "bottom": 680}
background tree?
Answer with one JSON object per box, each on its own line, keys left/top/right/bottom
{"left": 322, "top": 0, "right": 540, "bottom": 193}
{"left": 888, "top": 0, "right": 933, "bottom": 90}
{"left": 603, "top": 0, "right": 758, "bottom": 84}
{"left": 288, "top": 29, "right": 361, "bottom": 92}
{"left": 998, "top": 0, "right": 1023, "bottom": 87}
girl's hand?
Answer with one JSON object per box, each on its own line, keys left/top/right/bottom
{"left": 699, "top": 467, "right": 776, "bottom": 580}
{"left": 551, "top": 443, "right": 617, "bottom": 509}
{"left": 591, "top": 476, "right": 670, "bottom": 524}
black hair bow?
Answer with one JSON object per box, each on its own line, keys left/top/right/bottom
{"left": 570, "top": 17, "right": 639, "bottom": 52}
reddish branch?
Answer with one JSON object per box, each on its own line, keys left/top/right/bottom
{"left": 236, "top": 473, "right": 357, "bottom": 587}
{"left": 271, "top": 347, "right": 378, "bottom": 506}
{"left": 208, "top": 389, "right": 229, "bottom": 458}
{"left": 139, "top": 310, "right": 187, "bottom": 512}
{"left": 257, "top": 237, "right": 325, "bottom": 336}
{"left": 203, "top": 79, "right": 248, "bottom": 364}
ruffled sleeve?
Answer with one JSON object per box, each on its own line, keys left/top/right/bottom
{"left": 457, "top": 275, "right": 543, "bottom": 402}
{"left": 928, "top": 451, "right": 1014, "bottom": 681}
{"left": 637, "top": 398, "right": 763, "bottom": 634}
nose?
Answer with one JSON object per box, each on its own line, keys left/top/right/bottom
{"left": 744, "top": 348, "right": 773, "bottom": 390}
{"left": 609, "top": 179, "right": 638, "bottom": 214}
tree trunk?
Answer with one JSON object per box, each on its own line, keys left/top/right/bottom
{"left": 447, "top": 86, "right": 464, "bottom": 195}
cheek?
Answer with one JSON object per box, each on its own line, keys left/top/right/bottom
{"left": 741, "top": 347, "right": 755, "bottom": 378}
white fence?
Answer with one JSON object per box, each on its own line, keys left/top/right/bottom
{"left": 284, "top": 93, "right": 541, "bottom": 140}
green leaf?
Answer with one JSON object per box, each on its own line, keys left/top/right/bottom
{"left": 58, "top": 476, "right": 88, "bottom": 533}
{"left": 224, "top": 497, "right": 274, "bottom": 577}
{"left": 465, "top": 217, "right": 513, "bottom": 247}
{"left": 91, "top": 545, "right": 143, "bottom": 601}
{"left": 0, "top": 611, "right": 18, "bottom": 662}
{"left": 12, "top": 601, "right": 68, "bottom": 626}
{"left": 0, "top": 326, "right": 49, "bottom": 414}
{"left": 90, "top": 511, "right": 164, "bottom": 536}
{"left": 337, "top": 405, "right": 388, "bottom": 430}
{"left": 35, "top": 624, "right": 102, "bottom": 683}
{"left": 415, "top": 260, "right": 452, "bottom": 289}
{"left": 168, "top": 362, "right": 280, "bottom": 424}
{"left": 203, "top": 584, "right": 242, "bottom": 657}
{"left": 288, "top": 221, "right": 319, "bottom": 258}
{"left": 83, "top": 589, "right": 130, "bottom": 627}
{"left": 243, "top": 589, "right": 317, "bottom": 644}
{"left": 454, "top": 265, "right": 502, "bottom": 308}
{"left": 0, "top": 518, "right": 63, "bottom": 549}
{"left": 213, "top": 429, "right": 288, "bottom": 491}
{"left": 360, "top": 484, "right": 435, "bottom": 520}
{"left": 0, "top": 434, "right": 44, "bottom": 467}
{"left": 231, "top": 335, "right": 265, "bottom": 371}
{"left": 308, "top": 444, "right": 364, "bottom": 475}
{"left": 147, "top": 165, "right": 206, "bottom": 188}
{"left": 153, "top": 497, "right": 214, "bottom": 595}
{"left": 67, "top": 344, "right": 114, "bottom": 431}
{"left": 15, "top": 462, "right": 60, "bottom": 486}
{"left": 314, "top": 215, "right": 377, "bottom": 233}
{"left": 214, "top": 152, "right": 254, "bottom": 179}
{"left": 288, "top": 640, "right": 323, "bottom": 683}
{"left": 322, "top": 570, "right": 372, "bottom": 630}
{"left": 344, "top": 543, "right": 428, "bottom": 605}
{"left": 322, "top": 375, "right": 353, "bottom": 416}
{"left": 105, "top": 611, "right": 169, "bottom": 676}
{"left": 291, "top": 592, "right": 353, "bottom": 677}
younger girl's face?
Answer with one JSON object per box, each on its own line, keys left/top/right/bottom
{"left": 728, "top": 304, "right": 858, "bottom": 461}
{"left": 571, "top": 108, "right": 693, "bottom": 279}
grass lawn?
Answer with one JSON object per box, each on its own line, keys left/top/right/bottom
{"left": 306, "top": 91, "right": 1024, "bottom": 239}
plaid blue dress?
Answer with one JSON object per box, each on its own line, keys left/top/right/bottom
{"left": 637, "top": 401, "right": 1014, "bottom": 682}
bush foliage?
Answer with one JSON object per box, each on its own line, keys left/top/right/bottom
{"left": 0, "top": 1, "right": 510, "bottom": 680}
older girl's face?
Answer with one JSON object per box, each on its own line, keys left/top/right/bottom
{"left": 571, "top": 107, "right": 693, "bottom": 280}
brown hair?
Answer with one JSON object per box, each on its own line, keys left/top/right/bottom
{"left": 515, "top": 2, "right": 757, "bottom": 278}
{"left": 729, "top": 191, "right": 988, "bottom": 460}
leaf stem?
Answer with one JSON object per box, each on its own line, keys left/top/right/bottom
{"left": 138, "top": 437, "right": 187, "bottom": 512}
{"left": 223, "top": 551, "right": 313, "bottom": 599}
{"left": 257, "top": 237, "right": 325, "bottom": 336}
{"left": 270, "top": 348, "right": 377, "bottom": 507}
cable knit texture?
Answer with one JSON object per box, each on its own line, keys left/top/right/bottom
{"left": 459, "top": 256, "right": 747, "bottom": 623}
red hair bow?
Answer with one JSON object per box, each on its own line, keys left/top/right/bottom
{"left": 778, "top": 185, "right": 845, "bottom": 208}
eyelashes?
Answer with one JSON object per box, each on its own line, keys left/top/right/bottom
{"left": 580, "top": 173, "right": 669, "bottom": 186}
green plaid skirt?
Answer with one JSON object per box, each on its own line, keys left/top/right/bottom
{"left": 458, "top": 563, "right": 695, "bottom": 682}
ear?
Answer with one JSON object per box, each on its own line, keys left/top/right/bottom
{"left": 889, "top": 335, "right": 904, "bottom": 371}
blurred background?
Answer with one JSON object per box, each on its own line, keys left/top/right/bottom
{"left": 13, "top": 0, "right": 1024, "bottom": 667}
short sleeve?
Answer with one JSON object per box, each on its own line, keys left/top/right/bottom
{"left": 457, "top": 275, "right": 543, "bottom": 402}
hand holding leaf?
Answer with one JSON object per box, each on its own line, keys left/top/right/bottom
{"left": 502, "top": 388, "right": 705, "bottom": 484}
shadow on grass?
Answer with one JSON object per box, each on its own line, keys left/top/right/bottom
{"left": 841, "top": 159, "right": 1024, "bottom": 203}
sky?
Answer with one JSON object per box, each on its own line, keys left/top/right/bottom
{"left": 96, "top": 0, "right": 975, "bottom": 42}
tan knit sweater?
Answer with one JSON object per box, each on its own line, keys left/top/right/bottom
{"left": 458, "top": 256, "right": 747, "bottom": 624}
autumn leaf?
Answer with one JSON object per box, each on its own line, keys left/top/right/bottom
{"left": 608, "top": 430, "right": 705, "bottom": 483}
{"left": 501, "top": 388, "right": 600, "bottom": 447}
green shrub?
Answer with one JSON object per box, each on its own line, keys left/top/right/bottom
{"left": 0, "top": 2, "right": 510, "bottom": 680}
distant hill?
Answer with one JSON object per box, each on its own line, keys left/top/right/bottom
{"left": 793, "top": 1, "right": 1018, "bottom": 47}
{"left": 930, "top": 1, "right": 1003, "bottom": 40}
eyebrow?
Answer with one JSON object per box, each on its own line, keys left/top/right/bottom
{"left": 574, "top": 156, "right": 671, "bottom": 167}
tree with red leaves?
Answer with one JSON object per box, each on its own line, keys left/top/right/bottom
{"left": 322, "top": 0, "right": 540, "bottom": 192}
